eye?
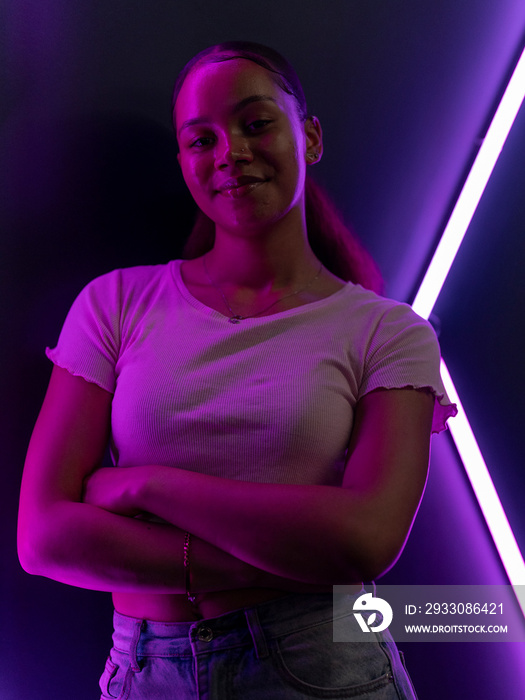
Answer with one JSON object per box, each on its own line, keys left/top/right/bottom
{"left": 247, "top": 119, "right": 272, "bottom": 132}
{"left": 189, "top": 135, "right": 215, "bottom": 149}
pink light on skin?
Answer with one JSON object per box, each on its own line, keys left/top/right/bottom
{"left": 409, "top": 46, "right": 525, "bottom": 609}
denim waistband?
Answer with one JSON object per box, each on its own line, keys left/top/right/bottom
{"left": 112, "top": 590, "right": 365, "bottom": 669}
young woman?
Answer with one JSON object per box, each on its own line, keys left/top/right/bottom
{"left": 18, "top": 41, "right": 456, "bottom": 699}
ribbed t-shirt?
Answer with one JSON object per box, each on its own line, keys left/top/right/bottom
{"left": 46, "top": 260, "right": 456, "bottom": 486}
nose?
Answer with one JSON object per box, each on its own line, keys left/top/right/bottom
{"left": 215, "top": 133, "right": 253, "bottom": 169}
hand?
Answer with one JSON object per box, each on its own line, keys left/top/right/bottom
{"left": 82, "top": 466, "right": 148, "bottom": 517}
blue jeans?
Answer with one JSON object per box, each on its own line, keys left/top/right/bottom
{"left": 99, "top": 592, "right": 418, "bottom": 699}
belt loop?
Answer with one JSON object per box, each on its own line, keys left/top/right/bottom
{"left": 129, "top": 619, "right": 144, "bottom": 672}
{"left": 244, "top": 608, "right": 269, "bottom": 659}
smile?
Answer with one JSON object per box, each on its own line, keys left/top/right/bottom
{"left": 216, "top": 177, "right": 267, "bottom": 199}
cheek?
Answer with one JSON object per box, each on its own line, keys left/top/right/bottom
{"left": 264, "top": 130, "right": 298, "bottom": 159}
{"left": 276, "top": 136, "right": 305, "bottom": 189}
{"left": 273, "top": 126, "right": 304, "bottom": 165}
{"left": 180, "top": 157, "right": 209, "bottom": 200}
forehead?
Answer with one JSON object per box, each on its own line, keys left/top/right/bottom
{"left": 174, "top": 58, "right": 294, "bottom": 128}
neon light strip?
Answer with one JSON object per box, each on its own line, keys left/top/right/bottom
{"left": 412, "top": 45, "right": 525, "bottom": 320}
{"left": 409, "top": 48, "right": 525, "bottom": 599}
{"left": 439, "top": 361, "right": 525, "bottom": 606}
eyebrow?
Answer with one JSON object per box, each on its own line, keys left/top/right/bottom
{"left": 177, "top": 95, "right": 278, "bottom": 135}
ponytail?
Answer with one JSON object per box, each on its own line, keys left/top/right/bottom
{"left": 304, "top": 177, "right": 383, "bottom": 293}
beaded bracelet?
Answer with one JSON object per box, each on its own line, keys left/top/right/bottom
{"left": 183, "top": 532, "right": 196, "bottom": 603}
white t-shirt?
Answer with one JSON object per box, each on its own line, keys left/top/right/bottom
{"left": 46, "top": 260, "right": 456, "bottom": 485}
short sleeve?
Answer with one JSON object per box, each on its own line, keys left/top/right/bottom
{"left": 45, "top": 271, "right": 122, "bottom": 392}
{"left": 361, "top": 303, "right": 457, "bottom": 434}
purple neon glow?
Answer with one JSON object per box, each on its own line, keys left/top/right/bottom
{"left": 412, "top": 45, "right": 525, "bottom": 321}
{"left": 410, "top": 48, "right": 525, "bottom": 601}
{"left": 439, "top": 361, "right": 525, "bottom": 611}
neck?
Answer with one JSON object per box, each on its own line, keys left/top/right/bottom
{"left": 209, "top": 214, "right": 319, "bottom": 290}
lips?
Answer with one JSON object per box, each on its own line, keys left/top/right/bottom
{"left": 216, "top": 176, "right": 267, "bottom": 198}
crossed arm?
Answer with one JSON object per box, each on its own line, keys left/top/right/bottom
{"left": 18, "top": 365, "right": 434, "bottom": 593}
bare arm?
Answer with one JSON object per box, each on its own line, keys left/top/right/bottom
{"left": 84, "top": 388, "right": 435, "bottom": 584}
{"left": 17, "top": 365, "right": 314, "bottom": 593}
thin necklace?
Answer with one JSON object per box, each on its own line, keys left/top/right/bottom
{"left": 202, "top": 254, "right": 324, "bottom": 324}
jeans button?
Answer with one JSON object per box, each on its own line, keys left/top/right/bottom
{"left": 197, "top": 626, "right": 213, "bottom": 642}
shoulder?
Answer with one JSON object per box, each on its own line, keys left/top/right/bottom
{"left": 83, "top": 262, "right": 174, "bottom": 296}
{"left": 327, "top": 284, "right": 442, "bottom": 380}
{"left": 59, "top": 261, "right": 178, "bottom": 340}
{"left": 74, "top": 262, "right": 176, "bottom": 315}
{"left": 338, "top": 282, "right": 435, "bottom": 339}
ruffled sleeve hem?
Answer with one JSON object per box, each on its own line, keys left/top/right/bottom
{"left": 45, "top": 346, "right": 116, "bottom": 394}
{"left": 430, "top": 389, "right": 458, "bottom": 434}
{"left": 361, "top": 382, "right": 457, "bottom": 434}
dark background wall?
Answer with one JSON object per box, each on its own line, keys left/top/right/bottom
{"left": 2, "top": 2, "right": 525, "bottom": 698}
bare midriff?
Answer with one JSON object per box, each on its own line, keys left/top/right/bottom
{"left": 112, "top": 583, "right": 361, "bottom": 622}
{"left": 112, "top": 588, "right": 302, "bottom": 622}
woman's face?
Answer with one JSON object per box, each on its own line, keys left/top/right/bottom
{"left": 174, "top": 57, "right": 321, "bottom": 236}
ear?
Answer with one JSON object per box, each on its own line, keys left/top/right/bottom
{"left": 304, "top": 116, "right": 323, "bottom": 164}
{"left": 177, "top": 151, "right": 181, "bottom": 166}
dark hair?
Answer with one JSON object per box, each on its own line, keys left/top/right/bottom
{"left": 172, "top": 41, "right": 308, "bottom": 121}
{"left": 174, "top": 41, "right": 383, "bottom": 294}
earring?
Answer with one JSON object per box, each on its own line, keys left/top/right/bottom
{"left": 307, "top": 152, "right": 319, "bottom": 162}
